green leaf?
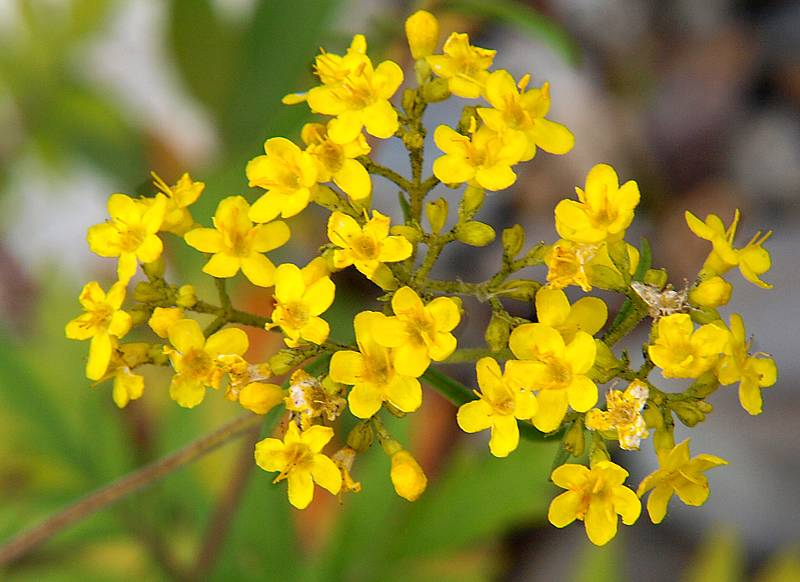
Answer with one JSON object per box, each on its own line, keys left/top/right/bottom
{"left": 443, "top": 0, "right": 579, "bottom": 65}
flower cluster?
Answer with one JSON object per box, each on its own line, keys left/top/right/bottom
{"left": 67, "top": 10, "right": 776, "bottom": 545}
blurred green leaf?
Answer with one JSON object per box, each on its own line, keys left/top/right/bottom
{"left": 443, "top": 0, "right": 579, "bottom": 65}
{"left": 685, "top": 529, "right": 743, "bottom": 582}
{"left": 573, "top": 538, "right": 621, "bottom": 582}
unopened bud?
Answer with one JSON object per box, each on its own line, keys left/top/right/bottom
{"left": 671, "top": 399, "right": 707, "bottom": 427}
{"left": 484, "top": 313, "right": 511, "bottom": 352}
{"left": 148, "top": 306, "right": 184, "bottom": 338}
{"left": 643, "top": 268, "right": 668, "bottom": 289}
{"left": 653, "top": 427, "right": 675, "bottom": 462}
{"left": 403, "top": 129, "right": 424, "bottom": 150}
{"left": 346, "top": 420, "right": 374, "bottom": 453}
{"left": 268, "top": 349, "right": 302, "bottom": 375}
{"left": 390, "top": 224, "right": 422, "bottom": 244}
{"left": 402, "top": 89, "right": 416, "bottom": 114}
{"left": 461, "top": 184, "right": 484, "bottom": 215}
{"left": 588, "top": 340, "right": 622, "bottom": 382}
{"left": 425, "top": 198, "right": 448, "bottom": 234}
{"left": 455, "top": 221, "right": 495, "bottom": 246}
{"left": 142, "top": 256, "right": 165, "bottom": 279}
{"left": 502, "top": 224, "right": 525, "bottom": 258}
{"left": 119, "top": 342, "right": 150, "bottom": 367}
{"left": 239, "top": 383, "right": 284, "bottom": 415}
{"left": 689, "top": 276, "right": 732, "bottom": 308}
{"left": 421, "top": 76, "right": 450, "bottom": 102}
{"left": 563, "top": 420, "right": 585, "bottom": 457}
{"left": 497, "top": 279, "right": 540, "bottom": 301}
{"left": 642, "top": 406, "right": 664, "bottom": 430}
{"left": 390, "top": 450, "right": 428, "bottom": 501}
{"left": 176, "top": 284, "right": 196, "bottom": 308}
{"left": 405, "top": 10, "right": 439, "bottom": 60}
{"left": 133, "top": 281, "right": 163, "bottom": 303}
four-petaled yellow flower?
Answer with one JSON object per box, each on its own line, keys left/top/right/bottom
{"left": 329, "top": 311, "right": 423, "bottom": 418}
{"left": 433, "top": 123, "right": 527, "bottom": 191}
{"left": 87, "top": 193, "right": 166, "bottom": 283}
{"left": 555, "top": 164, "right": 641, "bottom": 244}
{"left": 685, "top": 209, "right": 773, "bottom": 289}
{"left": 534, "top": 287, "right": 607, "bottom": 343}
{"left": 151, "top": 171, "right": 204, "bottom": 235}
{"left": 254, "top": 423, "right": 342, "bottom": 509}
{"left": 301, "top": 122, "right": 372, "bottom": 200}
{"left": 716, "top": 314, "right": 777, "bottom": 415}
{"left": 548, "top": 460, "right": 641, "bottom": 546}
{"left": 246, "top": 138, "right": 318, "bottom": 222}
{"left": 306, "top": 44, "right": 403, "bottom": 144}
{"left": 648, "top": 314, "right": 729, "bottom": 379}
{"left": 507, "top": 323, "right": 597, "bottom": 432}
{"left": 268, "top": 263, "right": 335, "bottom": 347}
{"left": 637, "top": 439, "right": 727, "bottom": 524}
{"left": 585, "top": 380, "right": 650, "bottom": 450}
{"left": 427, "top": 32, "right": 495, "bottom": 98}
{"left": 165, "top": 319, "right": 249, "bottom": 408}
{"left": 477, "top": 70, "right": 574, "bottom": 161}
{"left": 184, "top": 196, "right": 290, "bottom": 287}
{"left": 327, "top": 210, "right": 412, "bottom": 278}
{"left": 66, "top": 281, "right": 132, "bottom": 381}
{"left": 371, "top": 286, "right": 460, "bottom": 377}
{"left": 457, "top": 357, "right": 538, "bottom": 457}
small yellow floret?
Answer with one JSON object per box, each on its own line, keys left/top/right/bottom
{"left": 390, "top": 449, "right": 428, "bottom": 501}
{"left": 426, "top": 32, "right": 495, "bottom": 98}
{"left": 405, "top": 10, "right": 439, "bottom": 60}
{"left": 648, "top": 314, "right": 729, "bottom": 379}
{"left": 327, "top": 210, "right": 412, "bottom": 279}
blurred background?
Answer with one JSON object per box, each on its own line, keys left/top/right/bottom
{"left": 1, "top": 0, "right": 798, "bottom": 580}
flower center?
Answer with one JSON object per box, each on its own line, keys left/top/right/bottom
{"left": 352, "top": 234, "right": 379, "bottom": 260}
{"left": 279, "top": 300, "right": 310, "bottom": 330}
{"left": 181, "top": 348, "right": 214, "bottom": 380}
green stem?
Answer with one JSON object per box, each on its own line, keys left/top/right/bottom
{"left": 442, "top": 347, "right": 512, "bottom": 364}
{"left": 358, "top": 156, "right": 412, "bottom": 192}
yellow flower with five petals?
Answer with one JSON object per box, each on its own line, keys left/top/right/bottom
{"left": 477, "top": 70, "right": 574, "bottom": 161}
{"left": 548, "top": 460, "right": 641, "bottom": 546}
{"left": 66, "top": 281, "right": 132, "bottom": 381}
{"left": 165, "top": 319, "right": 249, "bottom": 408}
{"left": 329, "top": 311, "right": 423, "bottom": 418}
{"left": 327, "top": 210, "right": 412, "bottom": 278}
{"left": 716, "top": 313, "right": 777, "bottom": 415}
{"left": 87, "top": 193, "right": 166, "bottom": 283}
{"left": 507, "top": 323, "right": 597, "bottom": 432}
{"left": 254, "top": 423, "right": 342, "bottom": 509}
{"left": 555, "top": 164, "right": 640, "bottom": 244}
{"left": 371, "top": 286, "right": 461, "bottom": 376}
{"left": 637, "top": 439, "right": 727, "bottom": 524}
{"left": 184, "top": 196, "right": 290, "bottom": 287}
{"left": 246, "top": 138, "right": 318, "bottom": 222}
{"left": 426, "top": 32, "right": 495, "bottom": 98}
{"left": 457, "top": 357, "right": 538, "bottom": 457}
{"left": 268, "top": 263, "right": 335, "bottom": 348}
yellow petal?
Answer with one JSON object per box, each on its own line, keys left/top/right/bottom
{"left": 529, "top": 118, "right": 574, "bottom": 155}
{"left": 433, "top": 154, "right": 474, "bottom": 185}
{"left": 239, "top": 383, "right": 283, "bottom": 415}
{"left": 205, "top": 327, "right": 248, "bottom": 357}
{"left": 334, "top": 159, "right": 372, "bottom": 200}
{"left": 428, "top": 331, "right": 457, "bottom": 361}
{"left": 254, "top": 437, "right": 286, "bottom": 472}
{"left": 362, "top": 99, "right": 399, "bottom": 139}
{"left": 385, "top": 376, "right": 422, "bottom": 413}
{"left": 328, "top": 111, "right": 364, "bottom": 144}
{"left": 564, "top": 332, "right": 597, "bottom": 374}
{"left": 551, "top": 464, "right": 590, "bottom": 489}
{"left": 311, "top": 454, "right": 342, "bottom": 494}
{"left": 327, "top": 212, "right": 361, "bottom": 247}
{"left": 301, "top": 425, "right": 335, "bottom": 453}
{"left": 611, "top": 486, "right": 641, "bottom": 525}
{"left": 475, "top": 164, "right": 516, "bottom": 192}
{"left": 378, "top": 235, "right": 413, "bottom": 263}
{"left": 305, "top": 277, "right": 336, "bottom": 316}
{"left": 241, "top": 254, "right": 277, "bottom": 287}
{"left": 348, "top": 382, "right": 383, "bottom": 418}
{"left": 489, "top": 415, "right": 519, "bottom": 457}
{"left": 645, "top": 485, "right": 673, "bottom": 524}
{"left": 300, "top": 316, "right": 330, "bottom": 345}
{"left": 287, "top": 470, "right": 314, "bottom": 509}
{"left": 169, "top": 375, "right": 206, "bottom": 408}
{"left": 456, "top": 400, "right": 494, "bottom": 433}
{"left": 274, "top": 263, "right": 305, "bottom": 303}
{"left": 585, "top": 497, "right": 617, "bottom": 546}
{"left": 536, "top": 288, "right": 571, "bottom": 327}
{"left": 136, "top": 234, "right": 163, "bottom": 264}
{"left": 548, "top": 491, "right": 581, "bottom": 528}
{"left": 391, "top": 286, "right": 424, "bottom": 316}
{"left": 566, "top": 297, "right": 608, "bottom": 337}
{"left": 251, "top": 221, "right": 291, "bottom": 253}
{"left": 509, "top": 323, "right": 564, "bottom": 361}
{"left": 392, "top": 342, "right": 430, "bottom": 377}
{"left": 203, "top": 253, "right": 241, "bottom": 278}
{"left": 168, "top": 319, "right": 205, "bottom": 353}
{"left": 117, "top": 252, "right": 138, "bottom": 283}
{"left": 87, "top": 333, "right": 113, "bottom": 380}
{"left": 426, "top": 297, "right": 461, "bottom": 331}
{"left": 108, "top": 310, "right": 132, "bottom": 338}
{"left": 329, "top": 350, "right": 365, "bottom": 385}
{"left": 533, "top": 389, "right": 569, "bottom": 432}
{"left": 673, "top": 479, "right": 709, "bottom": 506}
{"left": 248, "top": 192, "right": 282, "bottom": 223}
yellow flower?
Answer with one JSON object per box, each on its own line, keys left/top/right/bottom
{"left": 456, "top": 357, "right": 538, "bottom": 457}
{"left": 716, "top": 314, "right": 777, "bottom": 415}
{"left": 87, "top": 193, "right": 166, "bottom": 283}
{"left": 151, "top": 171, "right": 204, "bottom": 235}
{"left": 301, "top": 122, "right": 372, "bottom": 200}
{"left": 585, "top": 380, "right": 650, "bottom": 450}
{"left": 405, "top": 10, "right": 439, "bottom": 60}
{"left": 534, "top": 287, "right": 607, "bottom": 343}
{"left": 254, "top": 423, "right": 342, "bottom": 509}
{"left": 545, "top": 239, "right": 639, "bottom": 292}
{"left": 390, "top": 449, "right": 428, "bottom": 501}
{"left": 268, "top": 263, "right": 335, "bottom": 347}
{"left": 548, "top": 461, "right": 641, "bottom": 546}
{"left": 637, "top": 439, "right": 727, "bottom": 524}
{"left": 66, "top": 281, "right": 132, "bottom": 380}
{"left": 507, "top": 324, "right": 597, "bottom": 432}
{"left": 184, "top": 196, "right": 290, "bottom": 287}
{"left": 648, "top": 314, "right": 729, "bottom": 379}
{"left": 555, "top": 164, "right": 640, "bottom": 244}
{"left": 685, "top": 209, "right": 773, "bottom": 288}
{"left": 306, "top": 44, "right": 404, "bottom": 144}
{"left": 432, "top": 123, "right": 527, "bottom": 191}
{"left": 327, "top": 210, "right": 412, "bottom": 278}
{"left": 371, "top": 286, "right": 461, "bottom": 376}
{"left": 477, "top": 70, "right": 574, "bottom": 161}
{"left": 329, "top": 311, "right": 423, "bottom": 418}
{"left": 165, "top": 319, "right": 249, "bottom": 408}
{"left": 426, "top": 32, "right": 495, "bottom": 98}
{"left": 148, "top": 306, "right": 184, "bottom": 339}
{"left": 246, "top": 138, "right": 318, "bottom": 222}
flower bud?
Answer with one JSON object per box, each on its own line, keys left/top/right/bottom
{"left": 390, "top": 224, "right": 422, "bottom": 244}
{"left": 588, "top": 339, "right": 622, "bottom": 382}
{"left": 425, "top": 198, "right": 448, "bottom": 234}
{"left": 653, "top": 427, "right": 675, "bottom": 462}
{"left": 455, "top": 221, "right": 495, "bottom": 247}
{"left": 563, "top": 420, "right": 585, "bottom": 457}
{"left": 176, "top": 284, "right": 197, "bottom": 308}
{"left": 643, "top": 268, "right": 668, "bottom": 289}
{"left": 402, "top": 88, "right": 416, "bottom": 113}
{"left": 642, "top": 406, "right": 664, "bottom": 430}
{"left": 390, "top": 450, "right": 428, "bottom": 501}
{"left": 149, "top": 306, "right": 184, "bottom": 338}
{"left": 405, "top": 10, "right": 439, "bottom": 60}
{"left": 133, "top": 281, "right": 162, "bottom": 303}
{"left": 268, "top": 349, "right": 302, "bottom": 375}
{"left": 142, "top": 256, "right": 165, "bottom": 279}
{"left": 502, "top": 224, "right": 525, "bottom": 258}
{"left": 689, "top": 276, "right": 732, "bottom": 308}
{"left": 460, "top": 183, "right": 484, "bottom": 215}
{"left": 119, "top": 342, "right": 151, "bottom": 367}
{"left": 671, "top": 399, "right": 708, "bottom": 427}
{"left": 484, "top": 313, "right": 511, "bottom": 352}
{"left": 496, "top": 279, "right": 540, "bottom": 301}
{"left": 239, "top": 383, "right": 284, "bottom": 415}
{"left": 421, "top": 76, "right": 450, "bottom": 102}
{"left": 346, "top": 420, "right": 374, "bottom": 453}
{"left": 402, "top": 129, "right": 424, "bottom": 150}
{"left": 129, "top": 306, "right": 149, "bottom": 326}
